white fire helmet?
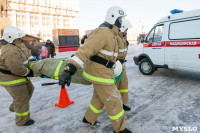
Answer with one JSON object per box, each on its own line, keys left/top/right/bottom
{"left": 113, "top": 60, "right": 122, "bottom": 77}
{"left": 105, "top": 6, "right": 127, "bottom": 24}
{"left": 2, "top": 26, "right": 26, "bottom": 43}
{"left": 120, "top": 19, "right": 132, "bottom": 32}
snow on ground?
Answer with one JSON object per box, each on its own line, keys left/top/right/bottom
{"left": 1, "top": 44, "right": 200, "bottom": 133}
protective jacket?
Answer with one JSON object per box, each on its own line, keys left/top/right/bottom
{"left": 117, "top": 33, "right": 127, "bottom": 65}
{"left": 68, "top": 25, "right": 120, "bottom": 85}
{"left": 0, "top": 42, "right": 31, "bottom": 86}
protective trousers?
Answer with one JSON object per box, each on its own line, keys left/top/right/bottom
{"left": 84, "top": 83, "right": 125, "bottom": 132}
{"left": 5, "top": 81, "right": 34, "bottom": 126}
{"left": 116, "top": 68, "right": 128, "bottom": 104}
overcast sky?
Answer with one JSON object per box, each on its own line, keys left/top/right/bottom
{"left": 72, "top": 0, "right": 200, "bottom": 40}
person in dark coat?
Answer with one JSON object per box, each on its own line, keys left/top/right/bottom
{"left": 30, "top": 40, "right": 41, "bottom": 60}
{"left": 45, "top": 39, "right": 55, "bottom": 58}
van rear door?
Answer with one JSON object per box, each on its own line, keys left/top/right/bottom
{"left": 143, "top": 24, "right": 165, "bottom": 66}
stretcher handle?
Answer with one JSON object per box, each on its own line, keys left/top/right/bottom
{"left": 42, "top": 82, "right": 59, "bottom": 86}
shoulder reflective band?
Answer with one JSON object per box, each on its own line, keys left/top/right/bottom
{"left": 54, "top": 60, "right": 64, "bottom": 80}
{"left": 109, "top": 109, "right": 124, "bottom": 120}
{"left": 119, "top": 89, "right": 128, "bottom": 93}
{"left": 0, "top": 78, "right": 27, "bottom": 85}
{"left": 83, "top": 71, "right": 114, "bottom": 84}
{"left": 99, "top": 49, "right": 118, "bottom": 57}
{"left": 89, "top": 104, "right": 102, "bottom": 113}
{"left": 71, "top": 56, "right": 84, "bottom": 68}
{"left": 15, "top": 110, "right": 30, "bottom": 116}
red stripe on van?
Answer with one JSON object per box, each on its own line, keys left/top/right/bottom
{"left": 143, "top": 41, "right": 164, "bottom": 47}
{"left": 143, "top": 40, "right": 200, "bottom": 47}
{"left": 166, "top": 40, "right": 200, "bottom": 47}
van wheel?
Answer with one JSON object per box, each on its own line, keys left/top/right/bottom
{"left": 139, "top": 58, "right": 155, "bottom": 75}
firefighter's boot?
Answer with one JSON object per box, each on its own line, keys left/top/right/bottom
{"left": 114, "top": 128, "right": 132, "bottom": 133}
{"left": 82, "top": 117, "right": 100, "bottom": 126}
{"left": 123, "top": 104, "right": 131, "bottom": 111}
{"left": 23, "top": 119, "right": 35, "bottom": 126}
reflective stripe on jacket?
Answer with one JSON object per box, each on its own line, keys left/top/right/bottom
{"left": 68, "top": 25, "right": 120, "bottom": 85}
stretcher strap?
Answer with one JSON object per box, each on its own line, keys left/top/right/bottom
{"left": 54, "top": 61, "right": 64, "bottom": 80}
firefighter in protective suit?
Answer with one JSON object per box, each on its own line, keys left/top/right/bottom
{"left": 116, "top": 20, "right": 132, "bottom": 111}
{"left": 59, "top": 6, "right": 132, "bottom": 133}
{"left": 0, "top": 26, "right": 35, "bottom": 126}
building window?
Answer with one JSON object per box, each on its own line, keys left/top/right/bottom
{"left": 16, "top": 12, "right": 22, "bottom": 27}
{"left": 42, "top": 15, "right": 46, "bottom": 27}
{"left": 57, "top": 16, "right": 60, "bottom": 27}
{"left": 53, "top": 16, "right": 57, "bottom": 28}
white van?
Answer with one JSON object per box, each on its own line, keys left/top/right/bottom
{"left": 133, "top": 9, "right": 200, "bottom": 75}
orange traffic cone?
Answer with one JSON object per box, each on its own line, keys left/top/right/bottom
{"left": 55, "top": 86, "right": 74, "bottom": 108}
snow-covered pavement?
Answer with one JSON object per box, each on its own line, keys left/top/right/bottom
{"left": 1, "top": 44, "right": 200, "bottom": 133}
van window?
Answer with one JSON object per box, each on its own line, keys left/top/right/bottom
{"left": 169, "top": 19, "right": 200, "bottom": 40}
{"left": 154, "top": 25, "right": 163, "bottom": 42}
{"left": 146, "top": 28, "right": 155, "bottom": 43}
{"left": 146, "top": 25, "right": 164, "bottom": 43}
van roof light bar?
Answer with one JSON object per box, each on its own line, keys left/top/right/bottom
{"left": 170, "top": 9, "right": 183, "bottom": 14}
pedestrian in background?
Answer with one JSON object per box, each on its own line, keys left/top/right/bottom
{"left": 45, "top": 39, "right": 55, "bottom": 58}
{"left": 30, "top": 40, "right": 41, "bottom": 60}
{"left": 41, "top": 44, "right": 48, "bottom": 59}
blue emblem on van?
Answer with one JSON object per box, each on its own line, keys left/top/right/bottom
{"left": 170, "top": 9, "right": 183, "bottom": 14}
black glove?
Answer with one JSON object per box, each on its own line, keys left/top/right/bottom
{"left": 81, "top": 38, "right": 85, "bottom": 44}
{"left": 59, "top": 63, "right": 77, "bottom": 88}
{"left": 53, "top": 52, "right": 56, "bottom": 56}
{"left": 59, "top": 71, "right": 71, "bottom": 88}
{"left": 83, "top": 35, "right": 88, "bottom": 39}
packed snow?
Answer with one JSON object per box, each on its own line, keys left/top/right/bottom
{"left": 1, "top": 44, "right": 200, "bottom": 133}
